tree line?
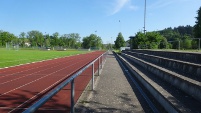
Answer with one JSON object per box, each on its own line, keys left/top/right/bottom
{"left": 1, "top": 6, "right": 200, "bottom": 50}
{"left": 0, "top": 30, "right": 104, "bottom": 49}
{"left": 131, "top": 25, "right": 199, "bottom": 49}
{"left": 131, "top": 6, "right": 201, "bottom": 50}
{"left": 0, "top": 28, "right": 124, "bottom": 50}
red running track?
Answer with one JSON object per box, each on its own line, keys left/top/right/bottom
{"left": 0, "top": 51, "right": 105, "bottom": 113}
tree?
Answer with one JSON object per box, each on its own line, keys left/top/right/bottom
{"left": 44, "top": 34, "right": 51, "bottom": 47}
{"left": 179, "top": 35, "right": 192, "bottom": 49}
{"left": 146, "top": 32, "right": 164, "bottom": 49}
{"left": 159, "top": 38, "right": 168, "bottom": 49}
{"left": 182, "top": 39, "right": 192, "bottom": 49}
{"left": 27, "top": 30, "right": 44, "bottom": 47}
{"left": 19, "top": 32, "right": 26, "bottom": 47}
{"left": 82, "top": 34, "right": 102, "bottom": 49}
{"left": 59, "top": 33, "right": 81, "bottom": 48}
{"left": 50, "top": 32, "right": 60, "bottom": 47}
{"left": 0, "top": 31, "right": 9, "bottom": 46}
{"left": 194, "top": 6, "right": 201, "bottom": 38}
{"left": 0, "top": 31, "right": 17, "bottom": 47}
{"left": 131, "top": 32, "right": 165, "bottom": 49}
{"left": 114, "top": 32, "right": 125, "bottom": 49}
{"left": 67, "top": 33, "right": 80, "bottom": 48}
{"left": 131, "top": 32, "right": 146, "bottom": 49}
{"left": 0, "top": 30, "right": 3, "bottom": 46}
{"left": 82, "top": 36, "right": 91, "bottom": 49}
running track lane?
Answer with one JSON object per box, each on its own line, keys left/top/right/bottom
{"left": 0, "top": 51, "right": 105, "bottom": 113}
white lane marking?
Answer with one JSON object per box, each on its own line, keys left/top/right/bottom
{"left": 0, "top": 55, "right": 84, "bottom": 80}
{"left": 8, "top": 72, "right": 73, "bottom": 113}
{"left": 8, "top": 53, "right": 103, "bottom": 112}
{"left": 0, "top": 107, "right": 68, "bottom": 111}
{"left": 0, "top": 55, "right": 98, "bottom": 97}
{"left": 0, "top": 58, "right": 82, "bottom": 86}
{"left": 0, "top": 54, "right": 83, "bottom": 75}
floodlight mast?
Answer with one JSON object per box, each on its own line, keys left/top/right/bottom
{"left": 144, "top": 0, "right": 146, "bottom": 34}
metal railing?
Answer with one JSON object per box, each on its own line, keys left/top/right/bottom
{"left": 22, "top": 51, "right": 108, "bottom": 113}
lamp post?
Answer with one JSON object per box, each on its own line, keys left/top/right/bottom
{"left": 119, "top": 20, "right": 121, "bottom": 33}
{"left": 95, "top": 30, "right": 97, "bottom": 35}
{"left": 95, "top": 30, "right": 97, "bottom": 49}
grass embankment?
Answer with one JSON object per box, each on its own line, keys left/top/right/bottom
{"left": 0, "top": 48, "right": 89, "bottom": 68}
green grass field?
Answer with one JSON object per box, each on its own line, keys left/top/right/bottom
{"left": 0, "top": 48, "right": 89, "bottom": 68}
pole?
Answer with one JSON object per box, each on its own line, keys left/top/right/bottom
{"left": 144, "top": 0, "right": 146, "bottom": 34}
{"left": 92, "top": 63, "right": 94, "bottom": 90}
{"left": 70, "top": 79, "right": 75, "bottom": 113}
{"left": 119, "top": 20, "right": 121, "bottom": 32}
{"left": 100, "top": 56, "right": 103, "bottom": 69}
{"left": 98, "top": 58, "right": 100, "bottom": 76}
{"left": 199, "top": 39, "right": 200, "bottom": 50}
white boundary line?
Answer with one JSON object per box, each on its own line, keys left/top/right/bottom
{"left": 8, "top": 54, "right": 98, "bottom": 112}
{"left": 0, "top": 53, "right": 82, "bottom": 70}
{"left": 0, "top": 107, "right": 68, "bottom": 111}
{"left": 0, "top": 54, "right": 83, "bottom": 78}
{"left": 0, "top": 56, "right": 84, "bottom": 84}
{"left": 0, "top": 57, "right": 91, "bottom": 97}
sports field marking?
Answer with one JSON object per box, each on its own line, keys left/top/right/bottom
{"left": 0, "top": 51, "right": 105, "bottom": 113}
{"left": 0, "top": 55, "right": 81, "bottom": 78}
{"left": 0, "top": 53, "right": 83, "bottom": 75}
{"left": 0, "top": 107, "right": 68, "bottom": 111}
{"left": 0, "top": 49, "right": 89, "bottom": 68}
{"left": 8, "top": 72, "right": 73, "bottom": 113}
{"left": 0, "top": 56, "right": 92, "bottom": 97}
{"left": 0, "top": 56, "right": 86, "bottom": 86}
{"left": 7, "top": 58, "right": 91, "bottom": 113}
{"left": 0, "top": 62, "right": 73, "bottom": 97}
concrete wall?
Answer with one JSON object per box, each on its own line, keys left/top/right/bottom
{"left": 117, "top": 54, "right": 182, "bottom": 113}
{"left": 123, "top": 51, "right": 201, "bottom": 77}
{"left": 130, "top": 50, "right": 201, "bottom": 64}
{"left": 122, "top": 53, "right": 201, "bottom": 103}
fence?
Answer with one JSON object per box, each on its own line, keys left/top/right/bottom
{"left": 22, "top": 51, "right": 108, "bottom": 113}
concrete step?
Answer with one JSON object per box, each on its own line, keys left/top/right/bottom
{"left": 121, "top": 53, "right": 201, "bottom": 103}
{"left": 128, "top": 49, "right": 201, "bottom": 64}
{"left": 117, "top": 54, "right": 192, "bottom": 113}
{"left": 123, "top": 51, "right": 201, "bottom": 79}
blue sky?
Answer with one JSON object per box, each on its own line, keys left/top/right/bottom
{"left": 0, "top": 0, "right": 200, "bottom": 44}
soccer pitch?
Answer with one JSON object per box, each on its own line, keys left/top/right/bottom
{"left": 0, "top": 48, "right": 89, "bottom": 68}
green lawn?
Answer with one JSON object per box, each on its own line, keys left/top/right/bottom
{"left": 0, "top": 48, "right": 89, "bottom": 68}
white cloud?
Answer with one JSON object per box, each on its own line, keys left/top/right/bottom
{"left": 148, "top": 0, "right": 182, "bottom": 9}
{"left": 148, "top": 0, "right": 198, "bottom": 10}
{"left": 111, "top": 0, "right": 129, "bottom": 15}
{"left": 110, "top": 0, "right": 137, "bottom": 15}
{"left": 128, "top": 4, "right": 138, "bottom": 11}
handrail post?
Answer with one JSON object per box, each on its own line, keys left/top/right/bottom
{"left": 102, "top": 54, "right": 105, "bottom": 67}
{"left": 92, "top": 63, "right": 94, "bottom": 90}
{"left": 98, "top": 58, "right": 100, "bottom": 76}
{"left": 70, "top": 79, "right": 75, "bottom": 113}
{"left": 101, "top": 56, "right": 103, "bottom": 69}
